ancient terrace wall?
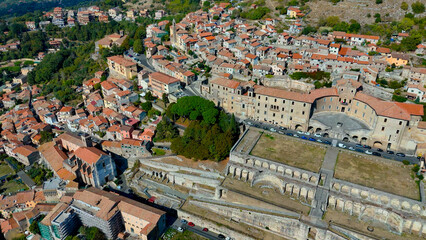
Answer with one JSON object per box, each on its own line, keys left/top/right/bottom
{"left": 227, "top": 128, "right": 426, "bottom": 237}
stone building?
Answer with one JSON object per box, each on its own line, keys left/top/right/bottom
{"left": 203, "top": 78, "right": 424, "bottom": 152}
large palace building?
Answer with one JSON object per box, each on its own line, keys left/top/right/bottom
{"left": 202, "top": 78, "right": 426, "bottom": 154}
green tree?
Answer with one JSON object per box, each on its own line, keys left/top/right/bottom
{"left": 162, "top": 93, "right": 169, "bottom": 106}
{"left": 144, "top": 91, "right": 156, "bottom": 101}
{"left": 133, "top": 39, "right": 143, "bottom": 54}
{"left": 375, "top": 0, "right": 382, "bottom": 4}
{"left": 40, "top": 131, "right": 54, "bottom": 144}
{"left": 401, "top": 2, "right": 408, "bottom": 10}
{"left": 141, "top": 101, "right": 152, "bottom": 111}
{"left": 411, "top": 1, "right": 425, "bottom": 14}
{"left": 325, "top": 16, "right": 340, "bottom": 27}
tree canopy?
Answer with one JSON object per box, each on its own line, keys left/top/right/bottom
{"left": 169, "top": 96, "right": 239, "bottom": 161}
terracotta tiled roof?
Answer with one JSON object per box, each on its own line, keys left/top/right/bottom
{"left": 149, "top": 72, "right": 179, "bottom": 84}
{"left": 74, "top": 147, "right": 107, "bottom": 165}
{"left": 211, "top": 78, "right": 240, "bottom": 89}
{"left": 107, "top": 55, "right": 136, "bottom": 67}
{"left": 13, "top": 145, "right": 37, "bottom": 157}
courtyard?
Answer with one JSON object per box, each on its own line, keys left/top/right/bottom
{"left": 250, "top": 132, "right": 326, "bottom": 172}
{"left": 334, "top": 152, "right": 419, "bottom": 200}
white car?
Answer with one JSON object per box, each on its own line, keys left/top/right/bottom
{"left": 297, "top": 131, "right": 304, "bottom": 134}
{"left": 304, "top": 132, "right": 311, "bottom": 136}
{"left": 177, "top": 227, "right": 184, "bottom": 232}
{"left": 365, "top": 150, "right": 373, "bottom": 155}
{"left": 270, "top": 128, "right": 277, "bottom": 132}
{"left": 348, "top": 146, "right": 355, "bottom": 151}
{"left": 316, "top": 139, "right": 323, "bottom": 143}
{"left": 338, "top": 143, "right": 346, "bottom": 148}
{"left": 314, "top": 133, "right": 322, "bottom": 137}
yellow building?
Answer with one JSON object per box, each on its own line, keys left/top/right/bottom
{"left": 107, "top": 55, "right": 137, "bottom": 79}
{"left": 386, "top": 53, "right": 409, "bottom": 66}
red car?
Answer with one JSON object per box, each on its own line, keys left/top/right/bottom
{"left": 188, "top": 222, "right": 195, "bottom": 227}
{"left": 202, "top": 228, "right": 208, "bottom": 232}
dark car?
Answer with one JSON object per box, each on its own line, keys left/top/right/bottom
{"left": 396, "top": 152, "right": 406, "bottom": 157}
{"left": 376, "top": 148, "right": 383, "bottom": 152}
{"left": 363, "top": 145, "right": 371, "bottom": 149}
{"left": 279, "top": 126, "right": 288, "bottom": 130}
{"left": 188, "top": 222, "right": 195, "bottom": 227}
{"left": 308, "top": 137, "right": 316, "bottom": 141}
{"left": 218, "top": 234, "right": 226, "bottom": 239}
{"left": 286, "top": 133, "right": 293, "bottom": 136}
{"left": 372, "top": 152, "right": 381, "bottom": 156}
{"left": 323, "top": 140, "right": 331, "bottom": 145}
{"left": 355, "top": 148, "right": 364, "bottom": 153}
{"left": 386, "top": 150, "right": 394, "bottom": 154}
{"left": 202, "top": 228, "right": 208, "bottom": 232}
{"left": 300, "top": 136, "right": 308, "bottom": 140}
{"left": 355, "top": 144, "right": 363, "bottom": 148}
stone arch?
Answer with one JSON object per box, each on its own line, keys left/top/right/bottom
{"left": 352, "top": 135, "right": 359, "bottom": 142}
{"left": 270, "top": 164, "right": 277, "bottom": 171}
{"left": 262, "top": 161, "right": 269, "bottom": 169}
{"left": 277, "top": 166, "right": 284, "bottom": 173}
{"left": 254, "top": 159, "right": 262, "bottom": 167}
{"left": 373, "top": 141, "right": 382, "bottom": 148}
{"left": 315, "top": 128, "right": 322, "bottom": 133}
{"left": 295, "top": 124, "right": 303, "bottom": 130}
{"left": 246, "top": 159, "right": 254, "bottom": 166}
{"left": 343, "top": 137, "right": 349, "bottom": 142}
{"left": 323, "top": 133, "right": 329, "bottom": 138}
{"left": 307, "top": 126, "right": 314, "bottom": 133}
{"left": 360, "top": 137, "right": 367, "bottom": 144}
{"left": 252, "top": 173, "right": 285, "bottom": 194}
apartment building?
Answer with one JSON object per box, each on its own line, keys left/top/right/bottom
{"left": 148, "top": 72, "right": 180, "bottom": 97}
{"left": 39, "top": 203, "right": 80, "bottom": 240}
{"left": 71, "top": 188, "right": 166, "bottom": 240}
{"left": 12, "top": 145, "right": 39, "bottom": 166}
{"left": 107, "top": 55, "right": 137, "bottom": 79}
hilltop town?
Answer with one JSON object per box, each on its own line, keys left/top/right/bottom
{"left": 0, "top": 0, "right": 425, "bottom": 240}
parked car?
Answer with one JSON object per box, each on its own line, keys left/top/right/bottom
{"left": 246, "top": 121, "right": 253, "bottom": 126}
{"left": 386, "top": 150, "right": 395, "bottom": 154}
{"left": 314, "top": 133, "right": 322, "bottom": 137}
{"left": 180, "top": 219, "right": 187, "bottom": 224}
{"left": 278, "top": 131, "right": 285, "bottom": 134}
{"left": 372, "top": 152, "right": 381, "bottom": 156}
{"left": 348, "top": 146, "right": 355, "bottom": 151}
{"left": 376, "top": 148, "right": 383, "bottom": 152}
{"left": 301, "top": 136, "right": 308, "bottom": 140}
{"left": 308, "top": 137, "right": 316, "bottom": 141}
{"left": 355, "top": 144, "right": 363, "bottom": 148}
{"left": 293, "top": 134, "right": 299, "bottom": 138}
{"left": 338, "top": 143, "right": 346, "bottom": 148}
{"left": 365, "top": 150, "right": 373, "bottom": 155}
{"left": 188, "top": 222, "right": 195, "bottom": 227}
{"left": 270, "top": 128, "right": 277, "bottom": 132}
{"left": 355, "top": 148, "right": 364, "bottom": 153}
{"left": 218, "top": 234, "right": 226, "bottom": 239}
{"left": 297, "top": 131, "right": 304, "bottom": 134}
{"left": 324, "top": 140, "right": 331, "bottom": 145}
{"left": 202, "top": 228, "right": 208, "bottom": 232}
{"left": 363, "top": 145, "right": 371, "bottom": 149}
{"left": 396, "top": 152, "right": 406, "bottom": 157}
{"left": 286, "top": 133, "right": 293, "bottom": 136}
{"left": 317, "top": 139, "right": 323, "bottom": 143}
{"left": 279, "top": 126, "right": 287, "bottom": 130}
{"left": 304, "top": 132, "right": 311, "bottom": 136}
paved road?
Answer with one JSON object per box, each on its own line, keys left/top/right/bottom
{"left": 172, "top": 219, "right": 225, "bottom": 240}
{"left": 125, "top": 50, "right": 155, "bottom": 72}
